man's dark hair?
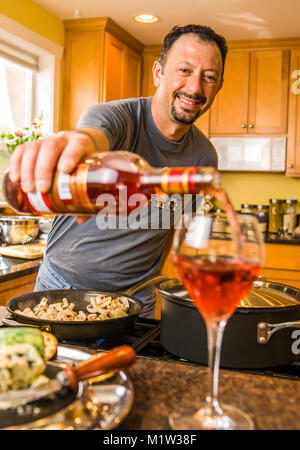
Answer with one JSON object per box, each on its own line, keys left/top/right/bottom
{"left": 159, "top": 24, "right": 228, "bottom": 78}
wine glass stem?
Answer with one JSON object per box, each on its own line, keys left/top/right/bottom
{"left": 205, "top": 319, "right": 226, "bottom": 415}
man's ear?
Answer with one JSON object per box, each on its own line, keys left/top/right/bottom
{"left": 152, "top": 60, "right": 163, "bottom": 88}
{"left": 217, "top": 77, "right": 224, "bottom": 92}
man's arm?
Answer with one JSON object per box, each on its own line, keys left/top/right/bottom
{"left": 74, "top": 128, "right": 110, "bottom": 154}
{"left": 9, "top": 127, "right": 109, "bottom": 195}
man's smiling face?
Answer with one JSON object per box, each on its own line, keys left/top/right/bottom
{"left": 153, "top": 34, "right": 223, "bottom": 127}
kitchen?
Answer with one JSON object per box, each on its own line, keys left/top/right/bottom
{"left": 0, "top": 0, "right": 300, "bottom": 432}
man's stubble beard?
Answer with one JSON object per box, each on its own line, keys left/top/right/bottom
{"left": 171, "top": 103, "right": 202, "bottom": 125}
{"left": 170, "top": 92, "right": 207, "bottom": 125}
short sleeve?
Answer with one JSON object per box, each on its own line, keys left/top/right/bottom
{"left": 77, "top": 101, "right": 136, "bottom": 150}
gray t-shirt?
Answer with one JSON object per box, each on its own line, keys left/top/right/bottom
{"left": 46, "top": 97, "right": 217, "bottom": 291}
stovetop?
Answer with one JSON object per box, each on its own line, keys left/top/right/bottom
{"left": 61, "top": 318, "right": 300, "bottom": 382}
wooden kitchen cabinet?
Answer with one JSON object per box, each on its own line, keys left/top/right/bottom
{"left": 286, "top": 49, "right": 300, "bottom": 176}
{"left": 0, "top": 272, "right": 37, "bottom": 305}
{"left": 63, "top": 18, "right": 143, "bottom": 130}
{"left": 260, "top": 243, "right": 300, "bottom": 289}
{"left": 63, "top": 28, "right": 103, "bottom": 131}
{"left": 210, "top": 48, "right": 289, "bottom": 135}
{"left": 104, "top": 34, "right": 141, "bottom": 103}
{"left": 210, "top": 50, "right": 250, "bottom": 135}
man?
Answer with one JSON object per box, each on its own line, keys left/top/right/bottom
{"left": 9, "top": 24, "right": 227, "bottom": 318}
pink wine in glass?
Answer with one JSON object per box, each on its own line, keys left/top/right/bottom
{"left": 175, "top": 255, "right": 261, "bottom": 322}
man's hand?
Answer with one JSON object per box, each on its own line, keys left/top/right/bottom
{"left": 9, "top": 128, "right": 109, "bottom": 224}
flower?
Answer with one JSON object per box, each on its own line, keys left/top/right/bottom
{"left": 0, "top": 111, "right": 44, "bottom": 154}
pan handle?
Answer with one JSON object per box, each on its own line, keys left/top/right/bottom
{"left": 257, "top": 321, "right": 300, "bottom": 344}
{"left": 2, "top": 317, "right": 52, "bottom": 333}
{"left": 124, "top": 274, "right": 170, "bottom": 297}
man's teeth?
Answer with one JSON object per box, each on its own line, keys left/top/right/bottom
{"left": 179, "top": 96, "right": 198, "bottom": 105}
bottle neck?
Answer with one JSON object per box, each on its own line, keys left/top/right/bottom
{"left": 140, "top": 166, "right": 221, "bottom": 195}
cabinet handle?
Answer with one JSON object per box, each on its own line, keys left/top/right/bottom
{"left": 288, "top": 164, "right": 294, "bottom": 169}
{"left": 248, "top": 124, "right": 254, "bottom": 128}
{"left": 240, "top": 124, "right": 246, "bottom": 128}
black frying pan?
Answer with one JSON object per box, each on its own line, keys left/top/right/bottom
{"left": 5, "top": 274, "right": 168, "bottom": 341}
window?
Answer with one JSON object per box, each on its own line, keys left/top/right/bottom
{"left": 0, "top": 44, "right": 41, "bottom": 202}
{"left": 0, "top": 57, "right": 34, "bottom": 131}
{"left": 0, "top": 16, "right": 63, "bottom": 203}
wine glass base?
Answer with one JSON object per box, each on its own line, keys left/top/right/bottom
{"left": 169, "top": 403, "right": 254, "bottom": 430}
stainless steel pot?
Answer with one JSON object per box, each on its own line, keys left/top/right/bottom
{"left": 157, "top": 278, "right": 300, "bottom": 369}
{"left": 0, "top": 216, "right": 40, "bottom": 244}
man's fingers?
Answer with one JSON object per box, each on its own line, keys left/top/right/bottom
{"left": 20, "top": 141, "right": 42, "bottom": 193}
{"left": 9, "top": 144, "right": 25, "bottom": 182}
{"left": 34, "top": 136, "right": 67, "bottom": 192}
{"left": 8, "top": 130, "right": 97, "bottom": 195}
{"left": 57, "top": 133, "right": 96, "bottom": 173}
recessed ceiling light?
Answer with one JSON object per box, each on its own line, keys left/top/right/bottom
{"left": 133, "top": 14, "right": 160, "bottom": 24}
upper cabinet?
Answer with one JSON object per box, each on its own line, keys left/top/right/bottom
{"left": 286, "top": 49, "right": 300, "bottom": 177}
{"left": 104, "top": 33, "right": 141, "bottom": 103}
{"left": 63, "top": 18, "right": 143, "bottom": 130}
{"left": 62, "top": 21, "right": 300, "bottom": 176}
{"left": 210, "top": 49, "right": 289, "bottom": 135}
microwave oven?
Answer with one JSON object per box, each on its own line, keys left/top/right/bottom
{"left": 210, "top": 137, "right": 286, "bottom": 172}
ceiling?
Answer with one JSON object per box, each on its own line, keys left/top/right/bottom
{"left": 33, "top": 0, "right": 300, "bottom": 46}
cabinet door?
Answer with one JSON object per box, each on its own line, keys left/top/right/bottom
{"left": 104, "top": 33, "right": 125, "bottom": 102}
{"left": 261, "top": 243, "right": 300, "bottom": 288}
{"left": 210, "top": 50, "right": 250, "bottom": 135}
{"left": 194, "top": 111, "right": 210, "bottom": 137}
{"left": 63, "top": 30, "right": 103, "bottom": 130}
{"left": 248, "top": 50, "right": 289, "bottom": 134}
{"left": 0, "top": 273, "right": 37, "bottom": 305}
{"left": 123, "top": 46, "right": 142, "bottom": 99}
{"left": 286, "top": 49, "right": 300, "bottom": 176}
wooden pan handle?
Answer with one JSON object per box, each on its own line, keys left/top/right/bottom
{"left": 63, "top": 345, "right": 136, "bottom": 389}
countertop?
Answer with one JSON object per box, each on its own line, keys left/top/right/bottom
{"left": 0, "top": 301, "right": 299, "bottom": 431}
{"left": 211, "top": 231, "right": 300, "bottom": 245}
{"left": 264, "top": 233, "right": 300, "bottom": 245}
{"left": 120, "top": 357, "right": 300, "bottom": 430}
{"left": 0, "top": 255, "right": 41, "bottom": 282}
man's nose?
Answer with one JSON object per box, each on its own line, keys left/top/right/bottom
{"left": 186, "top": 74, "right": 203, "bottom": 95}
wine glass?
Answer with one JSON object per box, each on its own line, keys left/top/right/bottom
{"left": 169, "top": 207, "right": 264, "bottom": 430}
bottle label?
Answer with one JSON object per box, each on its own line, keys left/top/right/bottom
{"left": 161, "top": 167, "right": 198, "bottom": 194}
{"left": 57, "top": 172, "right": 72, "bottom": 202}
{"left": 27, "top": 191, "right": 54, "bottom": 213}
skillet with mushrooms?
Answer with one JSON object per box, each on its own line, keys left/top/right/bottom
{"left": 15, "top": 295, "right": 130, "bottom": 322}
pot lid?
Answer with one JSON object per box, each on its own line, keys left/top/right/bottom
{"left": 157, "top": 278, "right": 300, "bottom": 309}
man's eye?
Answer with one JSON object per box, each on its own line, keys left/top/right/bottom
{"left": 179, "top": 68, "right": 191, "bottom": 74}
{"left": 204, "top": 74, "right": 217, "bottom": 82}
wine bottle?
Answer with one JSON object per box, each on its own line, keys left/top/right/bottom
{"left": 4, "top": 151, "right": 221, "bottom": 216}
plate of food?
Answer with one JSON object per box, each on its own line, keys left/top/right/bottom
{"left": 0, "top": 328, "right": 135, "bottom": 430}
